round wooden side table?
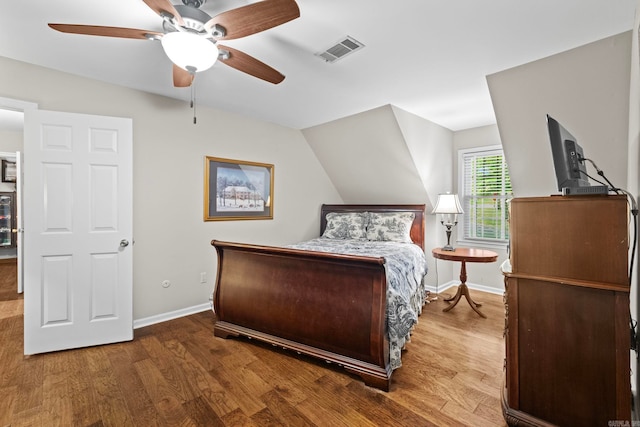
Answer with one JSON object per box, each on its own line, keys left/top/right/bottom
{"left": 432, "top": 247, "right": 498, "bottom": 318}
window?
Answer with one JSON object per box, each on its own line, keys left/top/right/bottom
{"left": 458, "top": 145, "right": 513, "bottom": 246}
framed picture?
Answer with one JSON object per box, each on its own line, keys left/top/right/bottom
{"left": 1, "top": 160, "right": 16, "bottom": 183}
{"left": 204, "top": 156, "right": 274, "bottom": 221}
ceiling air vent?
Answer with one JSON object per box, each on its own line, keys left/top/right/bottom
{"left": 315, "top": 36, "right": 365, "bottom": 63}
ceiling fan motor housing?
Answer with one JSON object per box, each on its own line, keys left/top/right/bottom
{"left": 183, "top": 0, "right": 206, "bottom": 8}
{"left": 164, "top": 5, "right": 213, "bottom": 35}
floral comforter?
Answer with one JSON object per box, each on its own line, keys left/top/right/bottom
{"left": 286, "top": 238, "right": 428, "bottom": 370}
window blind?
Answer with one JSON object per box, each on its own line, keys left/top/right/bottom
{"left": 460, "top": 147, "right": 513, "bottom": 243}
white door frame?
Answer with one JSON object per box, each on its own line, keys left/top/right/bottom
{"left": 0, "top": 150, "right": 19, "bottom": 289}
{"left": 0, "top": 97, "right": 37, "bottom": 294}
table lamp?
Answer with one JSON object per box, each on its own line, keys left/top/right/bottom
{"left": 432, "top": 193, "right": 463, "bottom": 251}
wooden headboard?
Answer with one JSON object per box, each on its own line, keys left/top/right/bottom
{"left": 320, "top": 204, "right": 426, "bottom": 250}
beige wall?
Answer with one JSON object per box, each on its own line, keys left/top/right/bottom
{"left": 390, "top": 106, "right": 456, "bottom": 288}
{"left": 301, "top": 105, "right": 429, "bottom": 204}
{"left": 452, "top": 125, "right": 509, "bottom": 293}
{"left": 488, "top": 26, "right": 639, "bottom": 401}
{"left": 440, "top": 32, "right": 634, "bottom": 294}
{"left": 483, "top": 31, "right": 633, "bottom": 297}
{"left": 0, "top": 56, "right": 341, "bottom": 321}
{"left": 302, "top": 104, "right": 457, "bottom": 289}
{"left": 487, "top": 32, "right": 632, "bottom": 198}
{"left": 0, "top": 130, "right": 22, "bottom": 152}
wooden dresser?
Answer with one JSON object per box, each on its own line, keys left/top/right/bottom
{"left": 502, "top": 195, "right": 632, "bottom": 426}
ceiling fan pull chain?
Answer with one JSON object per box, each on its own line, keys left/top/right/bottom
{"left": 191, "top": 75, "right": 197, "bottom": 124}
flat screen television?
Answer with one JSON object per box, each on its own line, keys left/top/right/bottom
{"left": 546, "top": 115, "right": 608, "bottom": 195}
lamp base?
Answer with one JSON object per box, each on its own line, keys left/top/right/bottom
{"left": 441, "top": 224, "right": 456, "bottom": 251}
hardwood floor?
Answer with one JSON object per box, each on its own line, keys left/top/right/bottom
{"left": 0, "top": 260, "right": 508, "bottom": 426}
{"left": 0, "top": 258, "right": 21, "bottom": 321}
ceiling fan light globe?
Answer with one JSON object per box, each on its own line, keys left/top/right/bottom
{"left": 161, "top": 31, "right": 218, "bottom": 72}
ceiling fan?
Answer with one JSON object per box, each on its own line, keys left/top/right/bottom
{"left": 48, "top": 0, "right": 300, "bottom": 87}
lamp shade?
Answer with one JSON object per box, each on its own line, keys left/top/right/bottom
{"left": 161, "top": 31, "right": 218, "bottom": 72}
{"left": 432, "top": 193, "right": 464, "bottom": 214}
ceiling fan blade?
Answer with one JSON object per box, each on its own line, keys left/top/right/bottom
{"left": 173, "top": 64, "right": 194, "bottom": 87}
{"left": 48, "top": 23, "right": 162, "bottom": 40}
{"left": 205, "top": 0, "right": 300, "bottom": 40}
{"left": 218, "top": 45, "right": 285, "bottom": 84}
{"left": 143, "top": 0, "right": 185, "bottom": 26}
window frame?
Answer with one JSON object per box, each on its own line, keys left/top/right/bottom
{"left": 457, "top": 145, "right": 512, "bottom": 249}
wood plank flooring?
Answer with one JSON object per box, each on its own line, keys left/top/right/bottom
{"left": 0, "top": 260, "right": 508, "bottom": 426}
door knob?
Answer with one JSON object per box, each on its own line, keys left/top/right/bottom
{"left": 120, "top": 239, "right": 130, "bottom": 248}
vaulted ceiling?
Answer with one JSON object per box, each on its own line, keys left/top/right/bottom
{"left": 0, "top": 0, "right": 635, "bottom": 131}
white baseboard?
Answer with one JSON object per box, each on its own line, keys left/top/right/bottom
{"left": 133, "top": 302, "right": 212, "bottom": 329}
{"left": 425, "top": 281, "right": 504, "bottom": 296}
{"left": 132, "top": 282, "right": 504, "bottom": 330}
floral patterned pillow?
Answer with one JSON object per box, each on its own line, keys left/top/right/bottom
{"left": 322, "top": 212, "right": 369, "bottom": 239}
{"left": 366, "top": 212, "right": 415, "bottom": 243}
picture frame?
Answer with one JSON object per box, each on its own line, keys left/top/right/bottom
{"left": 1, "top": 159, "right": 16, "bottom": 183}
{"left": 204, "top": 156, "right": 274, "bottom": 221}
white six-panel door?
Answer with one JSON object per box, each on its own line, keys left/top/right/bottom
{"left": 23, "top": 109, "right": 133, "bottom": 354}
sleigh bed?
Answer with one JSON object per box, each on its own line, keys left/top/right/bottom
{"left": 211, "top": 204, "right": 427, "bottom": 391}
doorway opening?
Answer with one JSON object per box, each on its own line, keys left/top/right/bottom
{"left": 0, "top": 105, "right": 25, "bottom": 315}
{"left": 0, "top": 96, "right": 35, "bottom": 304}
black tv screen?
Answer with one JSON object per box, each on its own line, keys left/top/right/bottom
{"left": 547, "top": 115, "right": 591, "bottom": 192}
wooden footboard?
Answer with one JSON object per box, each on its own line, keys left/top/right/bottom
{"left": 211, "top": 203, "right": 426, "bottom": 391}
{"left": 211, "top": 240, "right": 392, "bottom": 390}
